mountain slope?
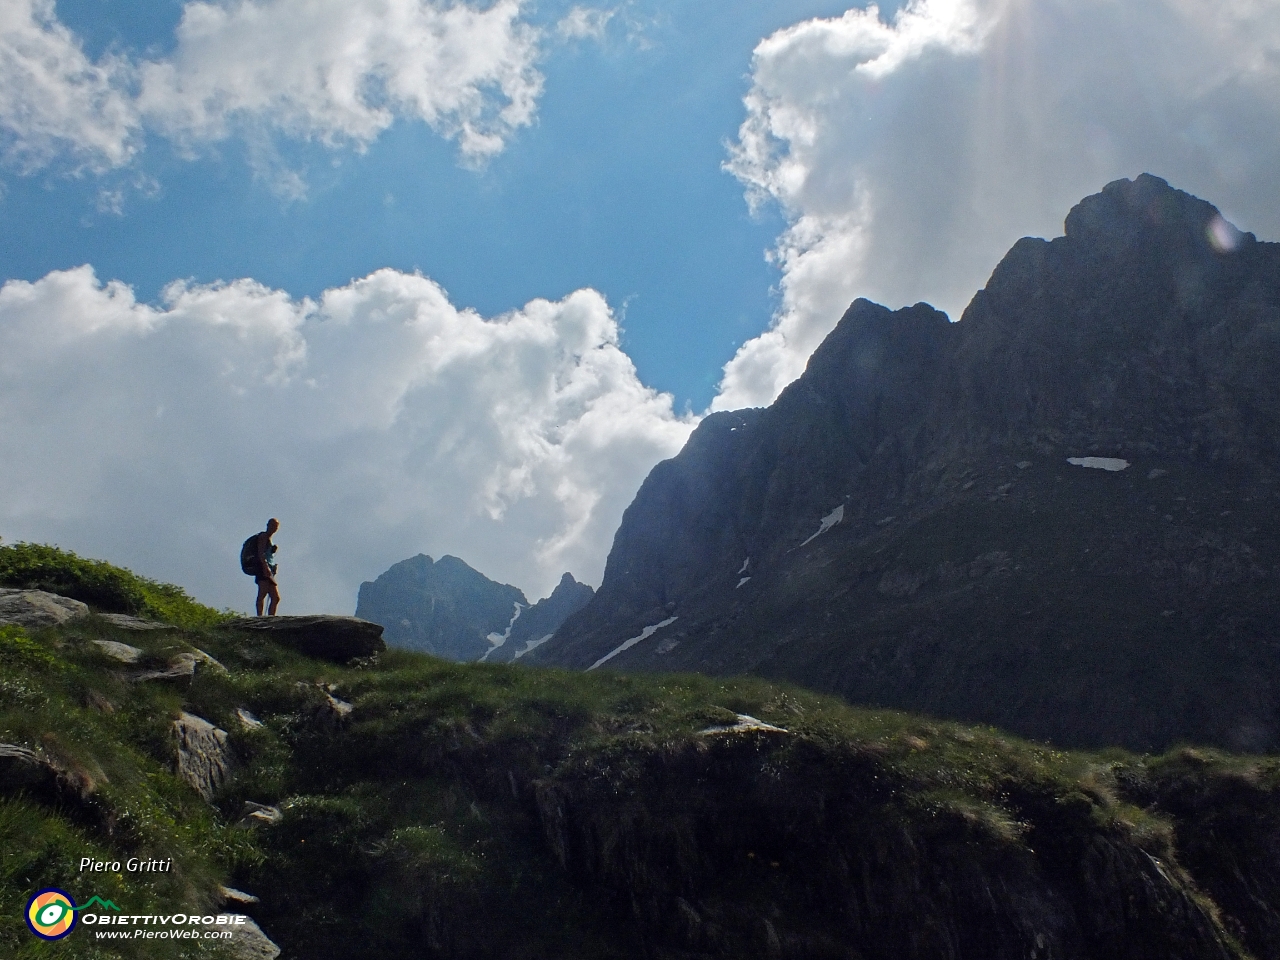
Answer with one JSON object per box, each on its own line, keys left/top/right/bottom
{"left": 531, "top": 175, "right": 1280, "bottom": 754}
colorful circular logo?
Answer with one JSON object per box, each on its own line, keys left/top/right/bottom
{"left": 26, "top": 888, "right": 78, "bottom": 940}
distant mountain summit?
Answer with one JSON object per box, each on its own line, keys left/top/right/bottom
{"left": 531, "top": 175, "right": 1280, "bottom": 753}
{"left": 355, "top": 554, "right": 592, "bottom": 661}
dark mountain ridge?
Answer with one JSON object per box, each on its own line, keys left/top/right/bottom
{"left": 531, "top": 175, "right": 1280, "bottom": 753}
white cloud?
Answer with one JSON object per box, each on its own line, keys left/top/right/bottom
{"left": 0, "top": 0, "right": 139, "bottom": 171}
{"left": 0, "top": 267, "right": 695, "bottom": 613}
{"left": 0, "top": 0, "right": 545, "bottom": 173}
{"left": 557, "top": 6, "right": 616, "bottom": 41}
{"left": 138, "top": 0, "right": 544, "bottom": 163}
{"left": 716, "top": 0, "right": 1280, "bottom": 410}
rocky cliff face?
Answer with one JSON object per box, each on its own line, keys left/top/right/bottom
{"left": 531, "top": 175, "right": 1280, "bottom": 753}
{"left": 355, "top": 554, "right": 591, "bottom": 661}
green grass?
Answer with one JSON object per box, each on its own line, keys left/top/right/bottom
{"left": 0, "top": 622, "right": 247, "bottom": 959}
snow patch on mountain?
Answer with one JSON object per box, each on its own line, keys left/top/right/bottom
{"left": 480, "top": 602, "right": 525, "bottom": 662}
{"left": 1068, "top": 457, "right": 1130, "bottom": 472}
{"left": 514, "top": 633, "right": 554, "bottom": 660}
{"left": 588, "top": 617, "right": 678, "bottom": 671}
{"left": 800, "top": 505, "right": 844, "bottom": 546}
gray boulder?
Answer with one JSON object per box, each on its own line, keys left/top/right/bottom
{"left": 172, "top": 712, "right": 232, "bottom": 801}
{"left": 216, "top": 887, "right": 280, "bottom": 959}
{"left": 226, "top": 917, "right": 281, "bottom": 960}
{"left": 0, "top": 588, "right": 88, "bottom": 629}
{"left": 91, "top": 639, "right": 143, "bottom": 663}
{"left": 134, "top": 649, "right": 225, "bottom": 683}
{"left": 219, "top": 615, "right": 384, "bottom": 663}
{"left": 313, "top": 691, "right": 354, "bottom": 729}
{"left": 237, "top": 801, "right": 283, "bottom": 828}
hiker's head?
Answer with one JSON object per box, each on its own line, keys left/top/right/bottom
{"left": 266, "top": 518, "right": 280, "bottom": 534}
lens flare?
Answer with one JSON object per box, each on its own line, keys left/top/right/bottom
{"left": 1207, "top": 215, "right": 1242, "bottom": 253}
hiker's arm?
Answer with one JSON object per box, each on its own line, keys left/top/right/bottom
{"left": 256, "top": 535, "right": 275, "bottom": 583}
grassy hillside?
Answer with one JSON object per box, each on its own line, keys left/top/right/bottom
{"left": 0, "top": 543, "right": 231, "bottom": 628}
{"left": 2, "top": 551, "right": 1279, "bottom": 958}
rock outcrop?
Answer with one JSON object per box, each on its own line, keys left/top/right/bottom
{"left": 134, "top": 649, "right": 225, "bottom": 683}
{"left": 311, "top": 690, "right": 354, "bottom": 729}
{"left": 533, "top": 176, "right": 1280, "bottom": 753}
{"left": 91, "top": 639, "right": 142, "bottom": 663}
{"left": 226, "top": 917, "right": 281, "bottom": 960}
{"left": 218, "top": 886, "right": 281, "bottom": 959}
{"left": 237, "top": 801, "right": 283, "bottom": 828}
{"left": 0, "top": 588, "right": 88, "bottom": 628}
{"left": 0, "top": 743, "right": 108, "bottom": 827}
{"left": 172, "top": 712, "right": 232, "bottom": 802}
{"left": 220, "top": 615, "right": 385, "bottom": 663}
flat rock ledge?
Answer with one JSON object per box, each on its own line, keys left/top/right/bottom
{"left": 219, "top": 615, "right": 385, "bottom": 663}
{"left": 97, "top": 613, "right": 178, "bottom": 631}
{"left": 0, "top": 588, "right": 89, "bottom": 629}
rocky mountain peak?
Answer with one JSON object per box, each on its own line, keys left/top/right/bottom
{"left": 534, "top": 176, "right": 1280, "bottom": 754}
{"left": 1062, "top": 173, "right": 1254, "bottom": 254}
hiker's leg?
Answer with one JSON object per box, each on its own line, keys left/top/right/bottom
{"left": 266, "top": 582, "right": 280, "bottom": 616}
{"left": 256, "top": 580, "right": 268, "bottom": 616}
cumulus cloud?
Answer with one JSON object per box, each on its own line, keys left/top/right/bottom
{"left": 0, "top": 267, "right": 695, "bottom": 613}
{"left": 0, "top": 0, "right": 139, "bottom": 171}
{"left": 138, "top": 0, "right": 543, "bottom": 163}
{"left": 715, "top": 0, "right": 1280, "bottom": 410}
{"left": 0, "top": 0, "right": 544, "bottom": 172}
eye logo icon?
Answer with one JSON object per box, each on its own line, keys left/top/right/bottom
{"left": 26, "top": 888, "right": 78, "bottom": 940}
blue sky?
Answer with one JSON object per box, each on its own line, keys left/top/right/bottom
{"left": 2, "top": 0, "right": 872, "bottom": 411}
{"left": 3, "top": 0, "right": 1279, "bottom": 614}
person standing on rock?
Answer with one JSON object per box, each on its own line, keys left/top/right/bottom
{"left": 254, "top": 518, "right": 281, "bottom": 616}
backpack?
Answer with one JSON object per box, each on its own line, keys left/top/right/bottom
{"left": 240, "top": 534, "right": 261, "bottom": 576}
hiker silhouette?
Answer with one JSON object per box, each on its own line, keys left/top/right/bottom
{"left": 252, "top": 518, "right": 281, "bottom": 616}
